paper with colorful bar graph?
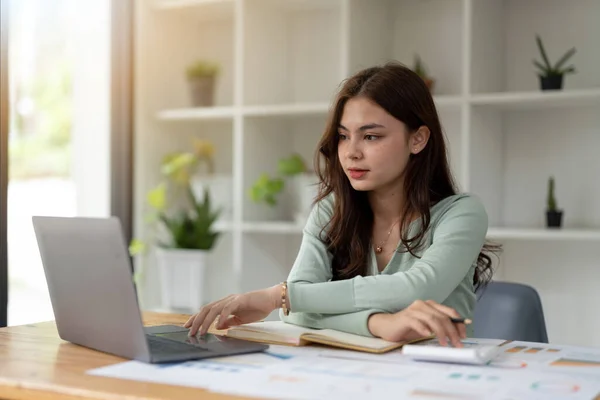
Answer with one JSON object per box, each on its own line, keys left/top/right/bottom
{"left": 491, "top": 340, "right": 600, "bottom": 376}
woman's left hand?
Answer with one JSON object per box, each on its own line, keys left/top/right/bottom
{"left": 184, "top": 285, "right": 281, "bottom": 336}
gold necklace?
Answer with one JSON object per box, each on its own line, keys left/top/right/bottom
{"left": 375, "top": 219, "right": 400, "bottom": 254}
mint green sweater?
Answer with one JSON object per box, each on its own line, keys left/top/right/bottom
{"left": 280, "top": 193, "right": 488, "bottom": 338}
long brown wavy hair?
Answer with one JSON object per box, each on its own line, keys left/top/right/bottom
{"left": 314, "top": 62, "right": 500, "bottom": 291}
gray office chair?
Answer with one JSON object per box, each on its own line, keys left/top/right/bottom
{"left": 473, "top": 281, "right": 549, "bottom": 343}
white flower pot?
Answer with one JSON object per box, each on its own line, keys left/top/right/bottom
{"left": 156, "top": 247, "right": 208, "bottom": 312}
{"left": 190, "top": 174, "right": 232, "bottom": 221}
{"left": 292, "top": 173, "right": 320, "bottom": 225}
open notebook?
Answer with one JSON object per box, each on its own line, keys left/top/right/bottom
{"left": 208, "top": 321, "right": 429, "bottom": 354}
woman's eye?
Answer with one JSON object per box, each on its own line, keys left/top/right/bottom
{"left": 338, "top": 133, "right": 347, "bottom": 140}
{"left": 365, "top": 135, "right": 378, "bottom": 141}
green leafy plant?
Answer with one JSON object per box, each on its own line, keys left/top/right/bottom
{"left": 161, "top": 138, "right": 215, "bottom": 183}
{"left": 130, "top": 181, "right": 221, "bottom": 255}
{"left": 413, "top": 54, "right": 429, "bottom": 80}
{"left": 248, "top": 174, "right": 285, "bottom": 206}
{"left": 157, "top": 185, "right": 220, "bottom": 250}
{"left": 412, "top": 54, "right": 434, "bottom": 91}
{"left": 129, "top": 139, "right": 221, "bottom": 256}
{"left": 248, "top": 153, "right": 308, "bottom": 206}
{"left": 547, "top": 176, "right": 558, "bottom": 212}
{"left": 186, "top": 60, "right": 220, "bottom": 80}
{"left": 277, "top": 153, "right": 307, "bottom": 176}
{"left": 533, "top": 35, "right": 576, "bottom": 77}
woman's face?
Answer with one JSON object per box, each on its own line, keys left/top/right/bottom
{"left": 337, "top": 96, "right": 427, "bottom": 193}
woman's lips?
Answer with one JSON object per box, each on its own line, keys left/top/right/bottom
{"left": 348, "top": 169, "right": 368, "bottom": 179}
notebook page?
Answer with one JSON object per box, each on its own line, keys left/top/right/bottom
{"left": 231, "top": 321, "right": 318, "bottom": 342}
{"left": 310, "top": 329, "right": 400, "bottom": 350}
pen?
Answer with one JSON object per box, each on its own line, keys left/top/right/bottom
{"left": 450, "top": 318, "right": 472, "bottom": 324}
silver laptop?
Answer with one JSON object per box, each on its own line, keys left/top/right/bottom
{"left": 32, "top": 215, "right": 268, "bottom": 364}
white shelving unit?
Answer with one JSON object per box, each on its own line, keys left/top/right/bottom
{"left": 156, "top": 107, "right": 236, "bottom": 121}
{"left": 469, "top": 88, "right": 600, "bottom": 110}
{"left": 134, "top": 0, "right": 600, "bottom": 347}
{"left": 487, "top": 228, "right": 600, "bottom": 242}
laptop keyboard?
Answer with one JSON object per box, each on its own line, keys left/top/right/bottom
{"left": 146, "top": 334, "right": 209, "bottom": 354}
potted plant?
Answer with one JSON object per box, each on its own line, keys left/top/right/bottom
{"left": 162, "top": 139, "right": 232, "bottom": 221}
{"left": 249, "top": 153, "right": 319, "bottom": 224}
{"left": 186, "top": 60, "right": 220, "bottom": 107}
{"left": 533, "top": 35, "right": 576, "bottom": 91}
{"left": 130, "top": 146, "right": 222, "bottom": 312}
{"left": 413, "top": 54, "right": 435, "bottom": 93}
{"left": 546, "top": 176, "right": 563, "bottom": 229}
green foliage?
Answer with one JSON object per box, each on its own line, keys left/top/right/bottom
{"left": 10, "top": 61, "right": 73, "bottom": 179}
{"left": 157, "top": 185, "right": 220, "bottom": 250}
{"left": 547, "top": 176, "right": 557, "bottom": 211}
{"left": 130, "top": 140, "right": 222, "bottom": 255}
{"left": 277, "top": 153, "right": 306, "bottom": 176}
{"left": 248, "top": 173, "right": 285, "bottom": 206}
{"left": 533, "top": 35, "right": 576, "bottom": 77}
{"left": 160, "top": 139, "right": 215, "bottom": 184}
{"left": 33, "top": 61, "right": 72, "bottom": 147}
{"left": 413, "top": 54, "right": 428, "bottom": 79}
{"left": 131, "top": 182, "right": 222, "bottom": 255}
{"left": 186, "top": 60, "right": 220, "bottom": 80}
{"left": 9, "top": 137, "right": 71, "bottom": 179}
{"left": 249, "top": 153, "right": 307, "bottom": 207}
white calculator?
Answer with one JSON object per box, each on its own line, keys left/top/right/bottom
{"left": 402, "top": 339, "right": 502, "bottom": 365}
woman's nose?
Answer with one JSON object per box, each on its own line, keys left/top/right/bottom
{"left": 345, "top": 139, "right": 362, "bottom": 160}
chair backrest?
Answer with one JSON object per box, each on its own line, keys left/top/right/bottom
{"left": 473, "top": 281, "right": 549, "bottom": 343}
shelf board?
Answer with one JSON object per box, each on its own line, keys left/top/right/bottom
{"left": 487, "top": 227, "right": 600, "bottom": 241}
{"left": 155, "top": 0, "right": 232, "bottom": 7}
{"left": 213, "top": 220, "right": 234, "bottom": 232}
{"left": 256, "top": 0, "right": 341, "bottom": 11}
{"left": 242, "top": 97, "right": 462, "bottom": 118}
{"left": 156, "top": 106, "right": 236, "bottom": 121}
{"left": 243, "top": 102, "right": 332, "bottom": 118}
{"left": 242, "top": 221, "right": 303, "bottom": 234}
{"left": 154, "top": 0, "right": 235, "bottom": 21}
{"left": 154, "top": 0, "right": 234, "bottom": 14}
{"left": 470, "top": 89, "right": 600, "bottom": 110}
{"left": 157, "top": 97, "right": 463, "bottom": 121}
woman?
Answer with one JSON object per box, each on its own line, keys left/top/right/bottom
{"left": 185, "top": 62, "right": 498, "bottom": 348}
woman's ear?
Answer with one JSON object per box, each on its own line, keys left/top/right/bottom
{"left": 410, "top": 126, "right": 431, "bottom": 154}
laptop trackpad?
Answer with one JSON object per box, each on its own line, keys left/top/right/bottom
{"left": 144, "top": 325, "right": 268, "bottom": 353}
{"left": 153, "top": 331, "right": 231, "bottom": 346}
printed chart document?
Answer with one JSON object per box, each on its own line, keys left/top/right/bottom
{"left": 209, "top": 320, "right": 428, "bottom": 353}
{"left": 490, "top": 340, "right": 600, "bottom": 375}
{"left": 88, "top": 340, "right": 600, "bottom": 400}
{"left": 217, "top": 356, "right": 600, "bottom": 400}
{"left": 88, "top": 347, "right": 295, "bottom": 391}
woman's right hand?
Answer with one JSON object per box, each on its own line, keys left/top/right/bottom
{"left": 367, "top": 300, "right": 467, "bottom": 347}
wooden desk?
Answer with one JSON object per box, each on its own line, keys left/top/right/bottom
{"left": 0, "top": 312, "right": 246, "bottom": 400}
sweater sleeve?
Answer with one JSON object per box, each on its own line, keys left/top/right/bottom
{"left": 280, "top": 309, "right": 382, "bottom": 337}
{"left": 281, "top": 196, "right": 381, "bottom": 337}
{"left": 287, "top": 194, "right": 488, "bottom": 314}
